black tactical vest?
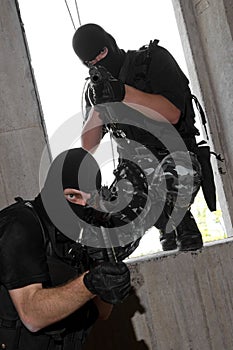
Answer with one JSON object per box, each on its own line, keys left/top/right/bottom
{"left": 112, "top": 40, "right": 200, "bottom": 155}
{"left": 0, "top": 199, "right": 98, "bottom": 350}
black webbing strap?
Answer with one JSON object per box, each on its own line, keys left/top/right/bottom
{"left": 192, "top": 94, "right": 209, "bottom": 140}
{"left": 45, "top": 328, "right": 66, "bottom": 350}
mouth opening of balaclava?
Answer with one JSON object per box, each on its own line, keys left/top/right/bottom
{"left": 72, "top": 23, "right": 126, "bottom": 77}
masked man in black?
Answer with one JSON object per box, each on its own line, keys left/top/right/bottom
{"left": 0, "top": 148, "right": 132, "bottom": 350}
{"left": 72, "top": 23, "right": 205, "bottom": 252}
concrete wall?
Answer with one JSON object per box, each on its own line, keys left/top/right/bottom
{"left": 223, "top": 0, "right": 233, "bottom": 37}
{"left": 84, "top": 239, "right": 233, "bottom": 350}
{"left": 171, "top": 0, "right": 233, "bottom": 234}
{"left": 0, "top": 0, "right": 51, "bottom": 209}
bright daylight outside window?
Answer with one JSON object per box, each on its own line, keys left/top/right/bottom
{"left": 18, "top": 0, "right": 226, "bottom": 258}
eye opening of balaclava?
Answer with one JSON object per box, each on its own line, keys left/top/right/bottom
{"left": 72, "top": 23, "right": 126, "bottom": 77}
{"left": 40, "top": 147, "right": 102, "bottom": 241}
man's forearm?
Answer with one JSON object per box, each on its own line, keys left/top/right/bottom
{"left": 10, "top": 273, "right": 95, "bottom": 332}
{"left": 81, "top": 108, "right": 103, "bottom": 153}
{"left": 123, "top": 85, "right": 181, "bottom": 124}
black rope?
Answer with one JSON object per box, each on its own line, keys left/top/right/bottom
{"left": 81, "top": 78, "right": 91, "bottom": 121}
{"left": 75, "top": 0, "right": 82, "bottom": 27}
{"left": 64, "top": 0, "right": 82, "bottom": 30}
{"left": 64, "top": 0, "right": 76, "bottom": 30}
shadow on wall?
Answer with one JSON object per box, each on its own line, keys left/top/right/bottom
{"left": 83, "top": 288, "right": 149, "bottom": 350}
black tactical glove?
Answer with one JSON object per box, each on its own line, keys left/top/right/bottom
{"left": 89, "top": 65, "right": 125, "bottom": 105}
{"left": 83, "top": 261, "right": 131, "bottom": 304}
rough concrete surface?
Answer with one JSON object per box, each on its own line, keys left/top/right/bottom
{"left": 84, "top": 239, "right": 233, "bottom": 350}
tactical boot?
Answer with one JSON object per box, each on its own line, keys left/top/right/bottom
{"left": 159, "top": 230, "right": 177, "bottom": 251}
{"left": 176, "top": 210, "right": 203, "bottom": 251}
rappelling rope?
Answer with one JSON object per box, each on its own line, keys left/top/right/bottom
{"left": 64, "top": 0, "right": 82, "bottom": 30}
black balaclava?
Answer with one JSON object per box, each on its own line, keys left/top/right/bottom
{"left": 61, "top": 147, "right": 101, "bottom": 192}
{"left": 72, "top": 23, "right": 126, "bottom": 78}
{"left": 39, "top": 148, "right": 102, "bottom": 241}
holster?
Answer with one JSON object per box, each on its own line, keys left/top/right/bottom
{"left": 196, "top": 145, "right": 216, "bottom": 211}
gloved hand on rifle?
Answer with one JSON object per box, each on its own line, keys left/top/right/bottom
{"left": 83, "top": 261, "right": 131, "bottom": 304}
{"left": 89, "top": 65, "right": 125, "bottom": 105}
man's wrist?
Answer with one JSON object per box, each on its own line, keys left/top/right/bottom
{"left": 80, "top": 272, "right": 97, "bottom": 299}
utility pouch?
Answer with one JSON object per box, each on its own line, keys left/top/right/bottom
{"left": 0, "top": 319, "right": 21, "bottom": 350}
{"left": 196, "top": 145, "right": 216, "bottom": 211}
{"left": 0, "top": 328, "right": 17, "bottom": 350}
